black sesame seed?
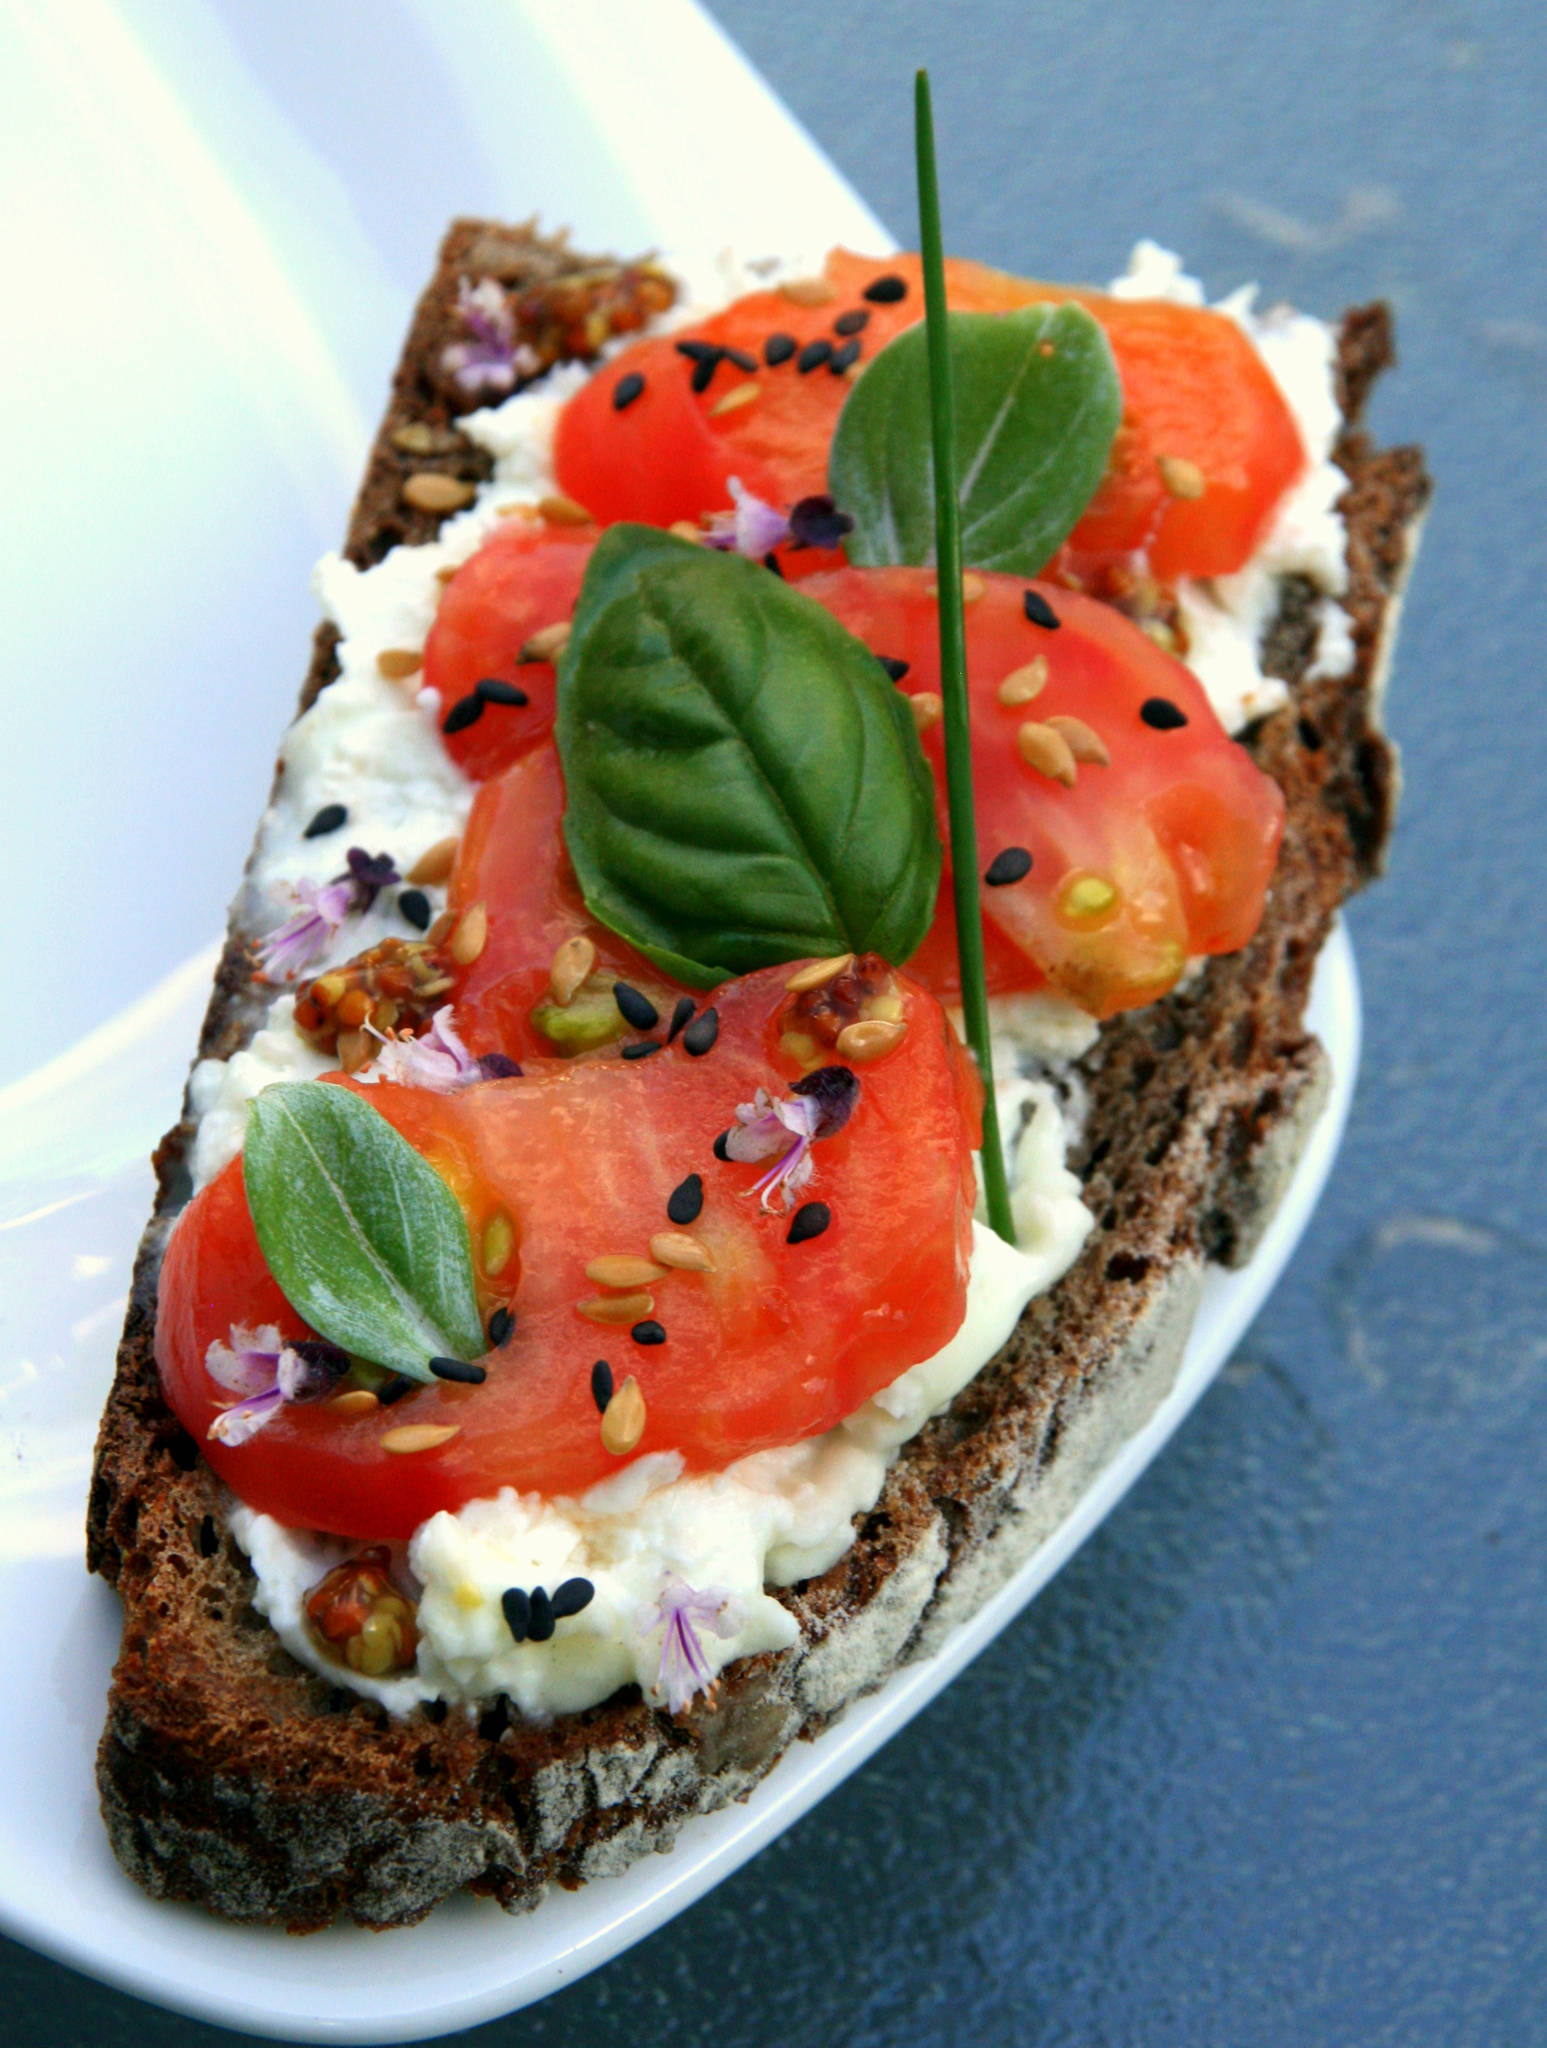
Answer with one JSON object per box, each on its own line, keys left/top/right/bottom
{"left": 500, "top": 1588, "right": 530, "bottom": 1643}
{"left": 550, "top": 1577, "right": 596, "bottom": 1620}
{"left": 591, "top": 1359, "right": 614, "bottom": 1412}
{"left": 667, "top": 995, "right": 696, "bottom": 1043}
{"left": 863, "top": 274, "right": 908, "bottom": 304}
{"left": 631, "top": 1320, "right": 667, "bottom": 1346}
{"left": 828, "top": 339, "right": 861, "bottom": 374}
{"left": 377, "top": 1374, "right": 413, "bottom": 1406}
{"left": 442, "top": 692, "right": 484, "bottom": 734}
{"left": 477, "top": 677, "right": 530, "bottom": 707}
{"left": 621, "top": 1039, "right": 662, "bottom": 1061}
{"left": 398, "top": 887, "right": 432, "bottom": 930}
{"left": 713, "top": 1129, "right": 733, "bottom": 1161}
{"left": 984, "top": 846, "right": 1033, "bottom": 887}
{"left": 797, "top": 337, "right": 834, "bottom": 373}
{"left": 834, "top": 308, "right": 871, "bottom": 336}
{"left": 667, "top": 1172, "right": 704, "bottom": 1225}
{"left": 1022, "top": 589, "right": 1061, "bottom": 630}
{"left": 303, "top": 802, "right": 347, "bottom": 839}
{"left": 488, "top": 1306, "right": 515, "bottom": 1348}
{"left": 613, "top": 982, "right": 660, "bottom": 1031}
{"left": 1140, "top": 695, "right": 1189, "bottom": 730}
{"left": 682, "top": 1008, "right": 719, "bottom": 1056}
{"left": 526, "top": 1587, "right": 556, "bottom": 1643}
{"left": 612, "top": 371, "right": 646, "bottom": 411}
{"left": 674, "top": 338, "right": 718, "bottom": 363}
{"left": 723, "top": 346, "right": 759, "bottom": 373}
{"left": 477, "top": 1052, "right": 522, "bottom": 1079}
{"left": 764, "top": 331, "right": 797, "bottom": 366}
{"left": 429, "top": 1355, "right": 487, "bottom": 1385}
{"left": 787, "top": 1201, "right": 832, "bottom": 1245}
{"left": 690, "top": 351, "right": 722, "bottom": 395}
{"left": 877, "top": 655, "right": 910, "bottom": 682}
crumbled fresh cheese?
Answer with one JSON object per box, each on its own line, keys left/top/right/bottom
{"left": 227, "top": 1034, "right": 1092, "bottom": 1719}
{"left": 197, "top": 241, "right": 1351, "bottom": 1716}
{"left": 187, "top": 996, "right": 335, "bottom": 1188}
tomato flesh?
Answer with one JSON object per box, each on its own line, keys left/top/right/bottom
{"left": 422, "top": 518, "right": 600, "bottom": 781}
{"left": 553, "top": 249, "right": 1304, "bottom": 583}
{"left": 448, "top": 741, "right": 677, "bottom": 1062}
{"left": 156, "top": 967, "right": 978, "bottom": 1537}
{"left": 802, "top": 566, "right": 1285, "bottom": 1016}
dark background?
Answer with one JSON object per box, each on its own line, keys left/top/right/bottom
{"left": 7, "top": 0, "right": 1545, "bottom": 2040}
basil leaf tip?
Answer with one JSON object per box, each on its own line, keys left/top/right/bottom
{"left": 556, "top": 529, "right": 941, "bottom": 987}
{"left": 828, "top": 300, "right": 1122, "bottom": 578}
{"left": 243, "top": 1081, "right": 486, "bottom": 1381}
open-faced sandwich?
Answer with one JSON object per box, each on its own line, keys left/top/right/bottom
{"left": 86, "top": 195, "right": 1427, "bottom": 1929}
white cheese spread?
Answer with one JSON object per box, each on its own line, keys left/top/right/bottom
{"left": 187, "top": 241, "right": 1349, "bottom": 1717}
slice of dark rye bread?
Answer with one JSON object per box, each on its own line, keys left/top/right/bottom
{"left": 85, "top": 221, "right": 1429, "bottom": 1932}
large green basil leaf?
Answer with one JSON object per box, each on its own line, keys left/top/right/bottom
{"left": 556, "top": 527, "right": 941, "bottom": 987}
{"left": 829, "top": 301, "right": 1122, "bottom": 576}
{"left": 243, "top": 1081, "right": 486, "bottom": 1379}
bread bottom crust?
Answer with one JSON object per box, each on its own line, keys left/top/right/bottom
{"left": 85, "top": 225, "right": 1430, "bottom": 1931}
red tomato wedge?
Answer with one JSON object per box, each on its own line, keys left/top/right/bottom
{"left": 553, "top": 249, "right": 1305, "bottom": 583}
{"left": 801, "top": 567, "right": 1286, "bottom": 1017}
{"left": 155, "top": 966, "right": 979, "bottom": 1537}
{"left": 422, "top": 517, "right": 600, "bottom": 781}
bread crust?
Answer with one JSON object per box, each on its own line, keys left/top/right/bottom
{"left": 86, "top": 224, "right": 1430, "bottom": 1931}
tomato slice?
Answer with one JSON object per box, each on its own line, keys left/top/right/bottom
{"left": 428, "top": 522, "right": 1282, "bottom": 1032}
{"left": 422, "top": 517, "right": 600, "bottom": 781}
{"left": 448, "top": 741, "right": 675, "bottom": 1062}
{"left": 801, "top": 566, "right": 1285, "bottom": 1017}
{"left": 553, "top": 249, "right": 1305, "bottom": 583}
{"left": 155, "top": 965, "right": 978, "bottom": 1537}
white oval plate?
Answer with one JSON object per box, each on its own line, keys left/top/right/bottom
{"left": 0, "top": 2, "right": 1361, "bottom": 2038}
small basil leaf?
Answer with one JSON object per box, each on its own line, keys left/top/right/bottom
{"left": 556, "top": 529, "right": 941, "bottom": 986}
{"left": 829, "top": 301, "right": 1122, "bottom": 576}
{"left": 243, "top": 1081, "right": 486, "bottom": 1379}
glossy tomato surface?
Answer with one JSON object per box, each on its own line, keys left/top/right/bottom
{"left": 800, "top": 567, "right": 1286, "bottom": 1017}
{"left": 553, "top": 249, "right": 1304, "bottom": 582}
{"left": 422, "top": 517, "right": 600, "bottom": 781}
{"left": 447, "top": 740, "right": 677, "bottom": 1062}
{"left": 155, "top": 966, "right": 979, "bottom": 1538}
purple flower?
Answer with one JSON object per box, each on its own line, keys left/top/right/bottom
{"left": 341, "top": 846, "right": 400, "bottom": 914}
{"left": 256, "top": 878, "right": 353, "bottom": 981}
{"left": 703, "top": 482, "right": 854, "bottom": 561}
{"left": 787, "top": 494, "right": 854, "bottom": 551}
{"left": 703, "top": 476, "right": 793, "bottom": 559}
{"left": 440, "top": 277, "right": 538, "bottom": 399}
{"left": 365, "top": 1007, "right": 523, "bottom": 1092}
{"left": 647, "top": 1575, "right": 745, "bottom": 1715}
{"left": 367, "top": 1006, "right": 475, "bottom": 1092}
{"left": 724, "top": 1065, "right": 859, "bottom": 1210}
{"left": 205, "top": 1324, "right": 346, "bottom": 1446}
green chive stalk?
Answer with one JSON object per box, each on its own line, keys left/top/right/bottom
{"left": 915, "top": 69, "right": 1017, "bottom": 1248}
